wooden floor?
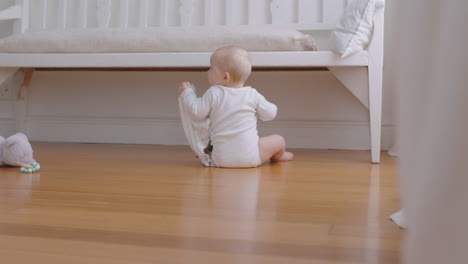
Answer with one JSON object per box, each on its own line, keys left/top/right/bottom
{"left": 0, "top": 143, "right": 402, "bottom": 264}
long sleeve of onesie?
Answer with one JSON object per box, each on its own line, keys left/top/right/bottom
{"left": 178, "top": 87, "right": 213, "bottom": 167}
{"left": 256, "top": 91, "right": 277, "bottom": 121}
{"left": 179, "top": 87, "right": 213, "bottom": 120}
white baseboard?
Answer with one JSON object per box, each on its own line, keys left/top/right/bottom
{"left": 24, "top": 116, "right": 394, "bottom": 150}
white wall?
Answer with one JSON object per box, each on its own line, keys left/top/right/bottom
{"left": 0, "top": 0, "right": 13, "bottom": 38}
{"left": 0, "top": 0, "right": 15, "bottom": 137}
{"left": 0, "top": 0, "right": 397, "bottom": 150}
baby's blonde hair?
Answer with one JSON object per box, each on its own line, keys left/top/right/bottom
{"left": 211, "top": 46, "right": 252, "bottom": 84}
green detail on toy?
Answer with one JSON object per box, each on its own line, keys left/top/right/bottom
{"left": 20, "top": 162, "right": 40, "bottom": 173}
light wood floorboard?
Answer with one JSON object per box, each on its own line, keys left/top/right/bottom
{"left": 0, "top": 143, "right": 402, "bottom": 263}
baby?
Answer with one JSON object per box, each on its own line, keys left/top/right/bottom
{"left": 178, "top": 46, "right": 293, "bottom": 168}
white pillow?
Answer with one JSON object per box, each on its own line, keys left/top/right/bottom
{"left": 0, "top": 25, "right": 318, "bottom": 53}
{"left": 329, "top": 0, "right": 376, "bottom": 57}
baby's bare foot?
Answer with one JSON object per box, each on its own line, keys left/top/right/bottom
{"left": 277, "top": 152, "right": 294, "bottom": 161}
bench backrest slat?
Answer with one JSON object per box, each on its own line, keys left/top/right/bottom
{"left": 0, "top": 0, "right": 385, "bottom": 37}
{"left": 59, "top": 0, "right": 68, "bottom": 29}
{"left": 204, "top": 0, "right": 213, "bottom": 26}
{"left": 41, "top": 0, "right": 47, "bottom": 29}
{"left": 15, "top": 0, "right": 351, "bottom": 31}
{"left": 180, "top": 0, "right": 193, "bottom": 26}
{"left": 139, "top": 0, "right": 149, "bottom": 27}
{"left": 247, "top": 0, "right": 257, "bottom": 25}
{"left": 160, "top": 0, "right": 168, "bottom": 27}
{"left": 80, "top": 0, "right": 88, "bottom": 28}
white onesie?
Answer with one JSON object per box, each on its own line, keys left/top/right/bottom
{"left": 179, "top": 85, "right": 277, "bottom": 168}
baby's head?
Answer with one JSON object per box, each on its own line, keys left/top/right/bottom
{"left": 208, "top": 46, "right": 252, "bottom": 88}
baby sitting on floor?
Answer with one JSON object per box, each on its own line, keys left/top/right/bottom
{"left": 178, "top": 46, "right": 293, "bottom": 168}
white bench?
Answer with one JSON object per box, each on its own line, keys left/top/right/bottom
{"left": 0, "top": 0, "right": 385, "bottom": 163}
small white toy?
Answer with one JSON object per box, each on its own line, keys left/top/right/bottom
{"left": 0, "top": 133, "right": 39, "bottom": 172}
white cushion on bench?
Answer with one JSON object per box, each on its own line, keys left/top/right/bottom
{"left": 0, "top": 26, "right": 318, "bottom": 53}
{"left": 329, "top": 0, "right": 375, "bottom": 57}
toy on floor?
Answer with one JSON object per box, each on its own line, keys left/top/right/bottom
{"left": 0, "top": 133, "right": 40, "bottom": 173}
{"left": 20, "top": 162, "right": 41, "bottom": 173}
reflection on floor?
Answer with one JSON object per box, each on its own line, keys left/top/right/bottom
{"left": 0, "top": 142, "right": 402, "bottom": 264}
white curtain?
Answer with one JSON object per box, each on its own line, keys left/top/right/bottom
{"left": 394, "top": 0, "right": 468, "bottom": 263}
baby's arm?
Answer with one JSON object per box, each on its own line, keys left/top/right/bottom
{"left": 178, "top": 81, "right": 191, "bottom": 94}
{"left": 178, "top": 81, "right": 213, "bottom": 120}
{"left": 256, "top": 91, "right": 277, "bottom": 121}
{"left": 255, "top": 91, "right": 294, "bottom": 164}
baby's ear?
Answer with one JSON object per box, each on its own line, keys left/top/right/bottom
{"left": 224, "top": 72, "right": 231, "bottom": 82}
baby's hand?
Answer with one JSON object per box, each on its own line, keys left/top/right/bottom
{"left": 178, "top": 81, "right": 192, "bottom": 94}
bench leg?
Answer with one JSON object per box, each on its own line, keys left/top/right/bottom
{"left": 368, "top": 65, "right": 382, "bottom": 164}
{"left": 15, "top": 68, "right": 34, "bottom": 133}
